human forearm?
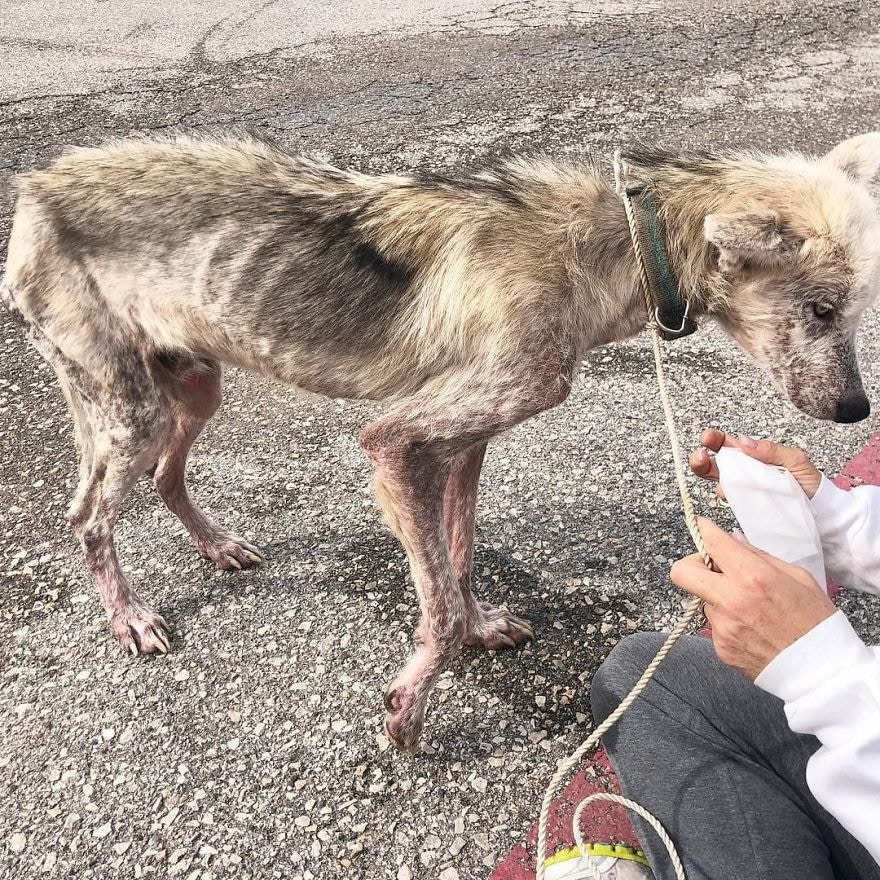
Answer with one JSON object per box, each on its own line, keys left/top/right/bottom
{"left": 756, "top": 611, "right": 880, "bottom": 864}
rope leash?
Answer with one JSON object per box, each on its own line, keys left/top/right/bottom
{"left": 534, "top": 152, "right": 713, "bottom": 880}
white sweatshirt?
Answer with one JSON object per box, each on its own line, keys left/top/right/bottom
{"left": 755, "top": 477, "right": 880, "bottom": 865}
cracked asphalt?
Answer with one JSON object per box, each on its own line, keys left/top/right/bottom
{"left": 1, "top": 2, "right": 879, "bottom": 878}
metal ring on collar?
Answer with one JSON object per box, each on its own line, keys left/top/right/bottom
{"left": 654, "top": 299, "right": 691, "bottom": 336}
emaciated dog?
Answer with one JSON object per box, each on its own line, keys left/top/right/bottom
{"left": 2, "top": 131, "right": 879, "bottom": 750}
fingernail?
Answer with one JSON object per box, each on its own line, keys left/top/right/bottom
{"left": 731, "top": 529, "right": 750, "bottom": 545}
{"left": 740, "top": 435, "right": 758, "bottom": 449}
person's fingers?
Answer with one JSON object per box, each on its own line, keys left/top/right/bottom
{"left": 698, "top": 428, "right": 732, "bottom": 452}
{"left": 698, "top": 430, "right": 822, "bottom": 497}
{"left": 694, "top": 516, "right": 765, "bottom": 577}
{"left": 693, "top": 429, "right": 755, "bottom": 489}
{"left": 669, "top": 552, "right": 727, "bottom": 604}
{"left": 689, "top": 448, "right": 719, "bottom": 482}
{"left": 702, "top": 600, "right": 721, "bottom": 628}
{"left": 698, "top": 429, "right": 797, "bottom": 464}
{"left": 700, "top": 520, "right": 822, "bottom": 590}
{"left": 711, "top": 529, "right": 822, "bottom": 589}
{"left": 738, "top": 436, "right": 800, "bottom": 466}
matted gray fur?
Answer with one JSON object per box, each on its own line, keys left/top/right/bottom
{"left": 3, "top": 131, "right": 880, "bottom": 751}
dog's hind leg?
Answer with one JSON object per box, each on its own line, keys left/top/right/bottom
{"left": 66, "top": 359, "right": 174, "bottom": 655}
{"left": 360, "top": 353, "right": 573, "bottom": 751}
{"left": 3, "top": 287, "right": 98, "bottom": 531}
{"left": 151, "top": 357, "right": 263, "bottom": 570}
{"left": 3, "top": 279, "right": 171, "bottom": 652}
{"left": 443, "top": 442, "right": 534, "bottom": 650}
{"left": 10, "top": 310, "right": 99, "bottom": 530}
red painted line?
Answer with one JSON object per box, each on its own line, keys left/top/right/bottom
{"left": 491, "top": 750, "right": 641, "bottom": 880}
{"left": 493, "top": 430, "right": 880, "bottom": 880}
{"left": 834, "top": 431, "right": 880, "bottom": 489}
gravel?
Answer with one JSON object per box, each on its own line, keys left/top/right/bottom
{"left": 1, "top": 1, "right": 879, "bottom": 879}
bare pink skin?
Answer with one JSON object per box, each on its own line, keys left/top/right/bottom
{"left": 153, "top": 368, "right": 264, "bottom": 571}
{"left": 68, "top": 426, "right": 173, "bottom": 655}
{"left": 443, "top": 442, "right": 534, "bottom": 650}
{"left": 359, "top": 356, "right": 571, "bottom": 751}
{"left": 56, "top": 352, "right": 262, "bottom": 656}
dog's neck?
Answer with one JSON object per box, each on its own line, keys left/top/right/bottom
{"left": 643, "top": 175, "right": 722, "bottom": 312}
{"left": 570, "top": 167, "right": 720, "bottom": 353}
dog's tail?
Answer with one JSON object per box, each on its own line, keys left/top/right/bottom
{"left": 0, "top": 276, "right": 31, "bottom": 333}
{"left": 0, "top": 275, "right": 22, "bottom": 321}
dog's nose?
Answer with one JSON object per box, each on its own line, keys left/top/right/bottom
{"left": 834, "top": 395, "right": 871, "bottom": 423}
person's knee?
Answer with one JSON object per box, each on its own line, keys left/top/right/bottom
{"left": 591, "top": 632, "right": 668, "bottom": 724}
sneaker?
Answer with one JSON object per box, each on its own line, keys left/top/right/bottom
{"left": 545, "top": 843, "right": 654, "bottom": 879}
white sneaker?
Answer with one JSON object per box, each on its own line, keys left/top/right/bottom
{"left": 545, "top": 844, "right": 653, "bottom": 879}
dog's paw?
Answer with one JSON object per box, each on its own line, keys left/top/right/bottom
{"left": 199, "top": 532, "right": 264, "bottom": 571}
{"left": 110, "top": 602, "right": 171, "bottom": 655}
{"left": 383, "top": 683, "right": 426, "bottom": 753}
{"left": 464, "top": 602, "right": 534, "bottom": 650}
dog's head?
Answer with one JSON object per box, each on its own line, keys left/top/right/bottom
{"left": 702, "top": 133, "right": 880, "bottom": 423}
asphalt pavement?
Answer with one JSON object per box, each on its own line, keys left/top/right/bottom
{"left": 1, "top": 2, "right": 879, "bottom": 878}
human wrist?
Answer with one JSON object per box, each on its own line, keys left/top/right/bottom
{"left": 755, "top": 610, "right": 871, "bottom": 702}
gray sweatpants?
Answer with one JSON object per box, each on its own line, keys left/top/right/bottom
{"left": 590, "top": 633, "right": 880, "bottom": 880}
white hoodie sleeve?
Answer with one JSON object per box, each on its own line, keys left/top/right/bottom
{"left": 809, "top": 477, "right": 880, "bottom": 595}
{"left": 756, "top": 612, "right": 880, "bottom": 865}
{"left": 753, "top": 478, "right": 880, "bottom": 863}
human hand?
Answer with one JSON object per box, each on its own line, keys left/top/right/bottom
{"left": 670, "top": 518, "right": 836, "bottom": 680}
{"left": 689, "top": 428, "right": 823, "bottom": 499}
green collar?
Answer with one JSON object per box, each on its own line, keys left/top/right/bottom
{"left": 623, "top": 183, "right": 697, "bottom": 341}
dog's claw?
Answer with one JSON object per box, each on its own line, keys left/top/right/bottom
{"left": 242, "top": 543, "right": 265, "bottom": 560}
{"left": 383, "top": 687, "right": 397, "bottom": 714}
{"left": 465, "top": 603, "right": 534, "bottom": 651}
{"left": 384, "top": 716, "right": 421, "bottom": 755}
{"left": 516, "top": 617, "right": 535, "bottom": 636}
{"left": 199, "top": 532, "right": 264, "bottom": 571}
{"left": 111, "top": 602, "right": 173, "bottom": 656}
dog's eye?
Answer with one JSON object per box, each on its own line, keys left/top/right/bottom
{"left": 812, "top": 302, "right": 834, "bottom": 319}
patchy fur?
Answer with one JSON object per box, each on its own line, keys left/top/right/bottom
{"left": 2, "top": 131, "right": 879, "bottom": 750}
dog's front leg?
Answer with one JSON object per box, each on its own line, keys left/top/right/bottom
{"left": 360, "top": 426, "right": 464, "bottom": 751}
{"left": 360, "top": 353, "right": 574, "bottom": 749}
{"left": 368, "top": 457, "right": 465, "bottom": 749}
{"left": 444, "top": 443, "right": 534, "bottom": 649}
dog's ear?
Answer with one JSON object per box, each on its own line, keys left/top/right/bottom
{"left": 703, "top": 212, "right": 797, "bottom": 274}
{"left": 822, "top": 132, "right": 880, "bottom": 187}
